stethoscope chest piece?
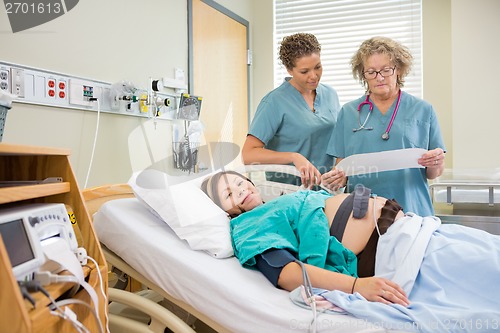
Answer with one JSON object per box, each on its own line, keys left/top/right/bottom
{"left": 381, "top": 132, "right": 389, "bottom": 140}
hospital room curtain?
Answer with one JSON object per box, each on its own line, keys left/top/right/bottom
{"left": 274, "top": 0, "right": 422, "bottom": 105}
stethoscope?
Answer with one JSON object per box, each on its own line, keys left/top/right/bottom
{"left": 353, "top": 90, "right": 402, "bottom": 140}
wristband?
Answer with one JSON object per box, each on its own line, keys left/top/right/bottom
{"left": 351, "top": 277, "right": 358, "bottom": 294}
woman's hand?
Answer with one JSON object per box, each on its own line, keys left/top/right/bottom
{"left": 418, "top": 148, "right": 444, "bottom": 169}
{"left": 242, "top": 136, "right": 321, "bottom": 188}
{"left": 354, "top": 277, "right": 410, "bottom": 307}
{"left": 320, "top": 167, "right": 347, "bottom": 191}
{"left": 418, "top": 148, "right": 445, "bottom": 179}
{"left": 291, "top": 153, "right": 321, "bottom": 189}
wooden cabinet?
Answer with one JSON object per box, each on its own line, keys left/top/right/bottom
{"left": 0, "top": 143, "right": 107, "bottom": 333}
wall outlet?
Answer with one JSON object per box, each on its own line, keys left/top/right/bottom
{"left": 0, "top": 61, "right": 178, "bottom": 117}
{"left": 10, "top": 67, "right": 25, "bottom": 97}
{"left": 57, "top": 80, "right": 67, "bottom": 100}
{"left": 47, "top": 78, "right": 56, "bottom": 98}
{"left": 0, "top": 81, "right": 8, "bottom": 91}
{"left": 0, "top": 69, "right": 8, "bottom": 81}
{"left": 69, "top": 78, "right": 93, "bottom": 106}
{"left": 0, "top": 68, "right": 9, "bottom": 92}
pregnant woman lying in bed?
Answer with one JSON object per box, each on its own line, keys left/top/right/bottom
{"left": 201, "top": 170, "right": 410, "bottom": 306}
{"left": 202, "top": 170, "right": 500, "bottom": 331}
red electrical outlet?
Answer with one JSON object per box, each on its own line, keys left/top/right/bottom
{"left": 47, "top": 78, "right": 56, "bottom": 98}
{"left": 57, "top": 80, "right": 67, "bottom": 99}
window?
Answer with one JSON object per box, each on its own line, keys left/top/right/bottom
{"left": 274, "top": 0, "right": 422, "bottom": 105}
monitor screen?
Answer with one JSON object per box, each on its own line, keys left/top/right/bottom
{"left": 0, "top": 218, "right": 35, "bottom": 267}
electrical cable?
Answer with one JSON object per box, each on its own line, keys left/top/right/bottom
{"left": 295, "top": 260, "right": 317, "bottom": 333}
{"left": 21, "top": 247, "right": 106, "bottom": 332}
{"left": 86, "top": 255, "right": 110, "bottom": 333}
{"left": 34, "top": 271, "right": 80, "bottom": 285}
{"left": 49, "top": 309, "right": 89, "bottom": 333}
{"left": 18, "top": 282, "right": 36, "bottom": 308}
{"left": 372, "top": 194, "right": 381, "bottom": 237}
{"left": 22, "top": 280, "right": 90, "bottom": 333}
{"left": 55, "top": 299, "right": 103, "bottom": 333}
{"left": 84, "top": 98, "right": 100, "bottom": 189}
{"left": 33, "top": 261, "right": 105, "bottom": 332}
{"left": 68, "top": 248, "right": 105, "bottom": 332}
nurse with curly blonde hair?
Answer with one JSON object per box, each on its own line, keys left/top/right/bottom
{"left": 322, "top": 36, "right": 446, "bottom": 216}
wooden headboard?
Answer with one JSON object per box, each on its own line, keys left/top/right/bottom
{"left": 82, "top": 184, "right": 135, "bottom": 217}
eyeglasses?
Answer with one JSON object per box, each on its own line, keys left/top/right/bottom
{"left": 363, "top": 66, "right": 396, "bottom": 80}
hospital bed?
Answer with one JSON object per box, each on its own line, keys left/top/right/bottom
{"left": 430, "top": 168, "right": 500, "bottom": 235}
{"left": 84, "top": 165, "right": 412, "bottom": 333}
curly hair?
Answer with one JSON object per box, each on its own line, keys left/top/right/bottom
{"left": 351, "top": 36, "right": 413, "bottom": 89}
{"left": 279, "top": 33, "right": 321, "bottom": 70}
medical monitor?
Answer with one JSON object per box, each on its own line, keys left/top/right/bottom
{"left": 0, "top": 209, "right": 45, "bottom": 281}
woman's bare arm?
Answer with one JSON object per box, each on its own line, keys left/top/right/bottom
{"left": 278, "top": 261, "right": 409, "bottom": 306}
{"left": 241, "top": 135, "right": 321, "bottom": 188}
{"left": 242, "top": 135, "right": 298, "bottom": 165}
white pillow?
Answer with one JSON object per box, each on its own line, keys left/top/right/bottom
{"left": 128, "top": 169, "right": 233, "bottom": 258}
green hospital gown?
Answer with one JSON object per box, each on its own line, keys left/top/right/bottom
{"left": 230, "top": 190, "right": 358, "bottom": 276}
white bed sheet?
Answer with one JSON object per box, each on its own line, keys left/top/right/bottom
{"left": 94, "top": 198, "right": 410, "bottom": 333}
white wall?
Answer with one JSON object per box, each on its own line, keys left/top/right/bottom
{"left": 451, "top": 0, "right": 500, "bottom": 169}
{"left": 424, "top": 0, "right": 500, "bottom": 171}
{"left": 422, "top": 0, "right": 453, "bottom": 166}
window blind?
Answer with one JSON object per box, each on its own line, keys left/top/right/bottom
{"left": 274, "top": 0, "right": 422, "bottom": 106}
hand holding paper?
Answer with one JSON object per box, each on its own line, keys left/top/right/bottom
{"left": 335, "top": 148, "right": 426, "bottom": 177}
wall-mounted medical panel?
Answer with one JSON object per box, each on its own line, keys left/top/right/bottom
{"left": 0, "top": 60, "right": 178, "bottom": 119}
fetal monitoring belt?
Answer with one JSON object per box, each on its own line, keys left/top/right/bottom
{"left": 330, "top": 184, "right": 372, "bottom": 242}
{"left": 352, "top": 184, "right": 372, "bottom": 219}
{"left": 356, "top": 198, "right": 403, "bottom": 277}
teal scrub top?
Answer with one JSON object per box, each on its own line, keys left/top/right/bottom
{"left": 327, "top": 91, "right": 445, "bottom": 216}
{"left": 249, "top": 78, "right": 341, "bottom": 175}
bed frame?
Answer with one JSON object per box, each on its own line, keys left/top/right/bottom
{"left": 430, "top": 170, "right": 500, "bottom": 235}
{"left": 84, "top": 184, "right": 211, "bottom": 333}
{"left": 82, "top": 165, "right": 304, "bottom": 333}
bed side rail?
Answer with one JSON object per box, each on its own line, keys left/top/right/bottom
{"left": 430, "top": 181, "right": 500, "bottom": 206}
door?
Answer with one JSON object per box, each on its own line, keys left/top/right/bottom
{"left": 191, "top": 0, "right": 249, "bottom": 170}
